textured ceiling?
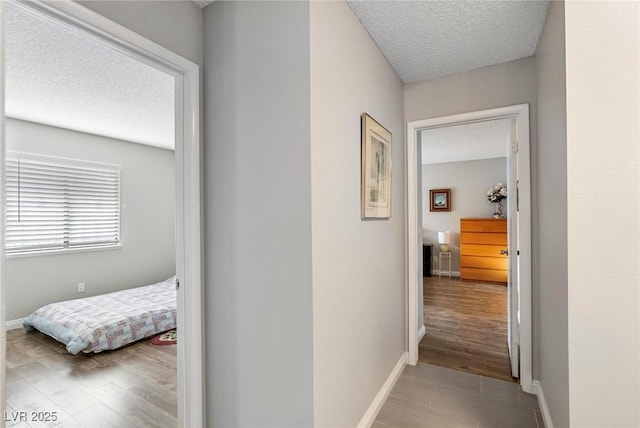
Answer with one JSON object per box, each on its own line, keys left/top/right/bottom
{"left": 421, "top": 119, "right": 510, "bottom": 165}
{"left": 6, "top": 3, "right": 175, "bottom": 150}
{"left": 347, "top": 0, "right": 549, "bottom": 83}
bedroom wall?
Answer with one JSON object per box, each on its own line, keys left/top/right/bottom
{"left": 5, "top": 118, "right": 176, "bottom": 321}
{"left": 203, "top": 2, "right": 314, "bottom": 426}
{"left": 310, "top": 2, "right": 405, "bottom": 427}
{"left": 534, "top": 1, "right": 569, "bottom": 427}
{"left": 422, "top": 157, "right": 507, "bottom": 273}
{"left": 565, "top": 1, "right": 639, "bottom": 426}
{"left": 405, "top": 57, "right": 538, "bottom": 362}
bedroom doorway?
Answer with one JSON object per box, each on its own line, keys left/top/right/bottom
{"left": 419, "top": 119, "right": 515, "bottom": 382}
{"left": 0, "top": 1, "right": 204, "bottom": 427}
{"left": 406, "top": 104, "right": 533, "bottom": 393}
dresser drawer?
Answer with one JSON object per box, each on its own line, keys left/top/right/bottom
{"left": 461, "top": 267, "right": 507, "bottom": 283}
{"left": 461, "top": 255, "right": 508, "bottom": 270}
{"left": 460, "top": 232, "right": 507, "bottom": 245}
{"left": 460, "top": 219, "right": 507, "bottom": 233}
{"left": 460, "top": 244, "right": 507, "bottom": 258}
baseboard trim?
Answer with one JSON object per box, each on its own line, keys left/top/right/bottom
{"left": 432, "top": 270, "right": 461, "bottom": 278}
{"left": 357, "top": 351, "right": 408, "bottom": 428}
{"left": 418, "top": 324, "right": 426, "bottom": 342}
{"left": 5, "top": 318, "right": 25, "bottom": 331}
{"left": 532, "top": 380, "right": 554, "bottom": 428}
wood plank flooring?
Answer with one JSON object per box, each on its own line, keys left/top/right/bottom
{"left": 374, "top": 362, "right": 542, "bottom": 428}
{"left": 5, "top": 328, "right": 176, "bottom": 428}
{"left": 420, "top": 276, "right": 515, "bottom": 382}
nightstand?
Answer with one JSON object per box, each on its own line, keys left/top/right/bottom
{"left": 439, "top": 252, "right": 451, "bottom": 279}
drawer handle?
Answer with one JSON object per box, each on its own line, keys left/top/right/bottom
{"left": 500, "top": 249, "right": 509, "bottom": 256}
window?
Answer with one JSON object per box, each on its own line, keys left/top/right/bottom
{"left": 5, "top": 152, "right": 121, "bottom": 255}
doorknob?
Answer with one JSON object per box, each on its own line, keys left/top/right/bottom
{"left": 500, "top": 249, "right": 509, "bottom": 256}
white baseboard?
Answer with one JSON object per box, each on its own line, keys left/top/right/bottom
{"left": 532, "top": 380, "right": 554, "bottom": 428}
{"left": 5, "top": 318, "right": 25, "bottom": 331}
{"left": 418, "top": 324, "right": 426, "bottom": 342}
{"left": 357, "top": 351, "right": 408, "bottom": 428}
{"left": 432, "top": 270, "right": 461, "bottom": 278}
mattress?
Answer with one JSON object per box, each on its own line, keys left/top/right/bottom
{"left": 23, "top": 276, "right": 177, "bottom": 354}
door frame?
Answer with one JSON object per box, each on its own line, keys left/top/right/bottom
{"left": 406, "top": 104, "right": 533, "bottom": 393}
{"left": 0, "top": 1, "right": 205, "bottom": 426}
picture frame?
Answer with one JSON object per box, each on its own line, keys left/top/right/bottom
{"left": 361, "top": 113, "right": 392, "bottom": 219}
{"left": 429, "top": 188, "right": 451, "bottom": 212}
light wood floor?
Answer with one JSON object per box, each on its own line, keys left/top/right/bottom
{"left": 419, "top": 276, "right": 515, "bottom": 382}
{"left": 5, "top": 328, "right": 176, "bottom": 428}
{"left": 374, "top": 362, "right": 542, "bottom": 428}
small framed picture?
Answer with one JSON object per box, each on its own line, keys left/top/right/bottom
{"left": 430, "top": 189, "right": 451, "bottom": 212}
{"left": 361, "top": 113, "right": 392, "bottom": 219}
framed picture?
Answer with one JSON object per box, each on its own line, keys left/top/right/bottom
{"left": 361, "top": 113, "right": 392, "bottom": 219}
{"left": 429, "top": 188, "right": 451, "bottom": 212}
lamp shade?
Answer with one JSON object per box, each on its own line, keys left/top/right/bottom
{"left": 438, "top": 231, "right": 451, "bottom": 244}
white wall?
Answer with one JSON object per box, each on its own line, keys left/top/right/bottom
{"left": 405, "top": 57, "right": 539, "bottom": 373}
{"left": 310, "top": 2, "right": 405, "bottom": 426}
{"left": 534, "top": 2, "right": 569, "bottom": 427}
{"left": 203, "top": 2, "right": 313, "bottom": 426}
{"left": 5, "top": 119, "right": 175, "bottom": 320}
{"left": 422, "top": 158, "right": 507, "bottom": 273}
{"left": 566, "top": 2, "right": 639, "bottom": 426}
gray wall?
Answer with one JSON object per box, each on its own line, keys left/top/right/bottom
{"left": 309, "top": 2, "right": 405, "bottom": 426}
{"left": 405, "top": 57, "right": 537, "bottom": 124}
{"left": 422, "top": 158, "right": 507, "bottom": 273}
{"left": 534, "top": 2, "right": 569, "bottom": 427}
{"left": 78, "top": 0, "right": 203, "bottom": 66}
{"left": 404, "top": 56, "right": 540, "bottom": 376}
{"left": 5, "top": 119, "right": 175, "bottom": 320}
{"left": 203, "top": 2, "right": 313, "bottom": 426}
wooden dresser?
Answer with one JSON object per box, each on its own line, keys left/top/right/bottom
{"left": 460, "top": 218, "right": 508, "bottom": 284}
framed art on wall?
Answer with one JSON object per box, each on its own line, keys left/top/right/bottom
{"left": 361, "top": 113, "right": 392, "bottom": 219}
{"left": 429, "top": 188, "right": 451, "bottom": 212}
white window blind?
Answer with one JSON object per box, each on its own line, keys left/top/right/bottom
{"left": 5, "top": 152, "right": 121, "bottom": 255}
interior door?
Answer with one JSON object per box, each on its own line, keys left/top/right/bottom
{"left": 506, "top": 118, "right": 520, "bottom": 378}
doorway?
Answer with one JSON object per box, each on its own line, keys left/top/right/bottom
{"left": 0, "top": 1, "right": 204, "bottom": 426}
{"left": 406, "top": 104, "right": 533, "bottom": 393}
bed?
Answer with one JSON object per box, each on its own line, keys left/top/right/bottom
{"left": 23, "top": 276, "right": 177, "bottom": 354}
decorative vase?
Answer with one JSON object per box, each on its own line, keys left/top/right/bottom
{"left": 493, "top": 201, "right": 504, "bottom": 218}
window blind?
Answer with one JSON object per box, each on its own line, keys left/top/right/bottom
{"left": 5, "top": 153, "right": 120, "bottom": 254}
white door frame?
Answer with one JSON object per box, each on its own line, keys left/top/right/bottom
{"left": 0, "top": 2, "right": 205, "bottom": 427}
{"left": 406, "top": 104, "right": 533, "bottom": 393}
{"left": 0, "top": 1, "right": 7, "bottom": 418}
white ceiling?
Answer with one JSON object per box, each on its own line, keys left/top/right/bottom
{"left": 5, "top": 3, "right": 175, "bottom": 150}
{"left": 347, "top": 0, "right": 550, "bottom": 83}
{"left": 421, "top": 119, "right": 510, "bottom": 165}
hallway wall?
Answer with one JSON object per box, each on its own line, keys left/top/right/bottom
{"left": 203, "top": 2, "right": 314, "bottom": 426}
{"left": 565, "top": 2, "right": 639, "bottom": 426}
{"left": 310, "top": 2, "right": 405, "bottom": 426}
{"left": 534, "top": 1, "right": 569, "bottom": 426}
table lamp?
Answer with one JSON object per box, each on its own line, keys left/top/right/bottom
{"left": 438, "top": 231, "right": 451, "bottom": 253}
